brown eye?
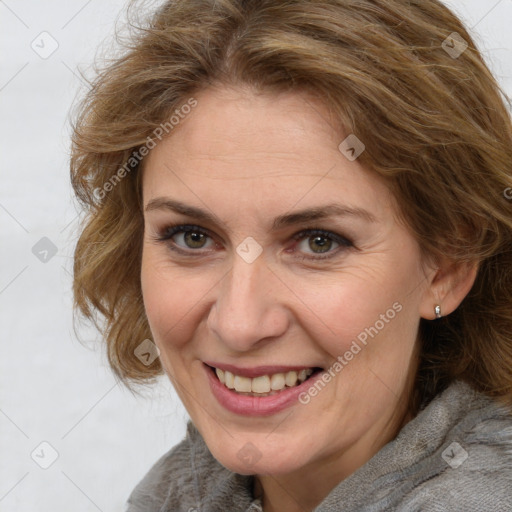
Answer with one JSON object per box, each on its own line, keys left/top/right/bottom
{"left": 307, "top": 235, "right": 333, "bottom": 253}
{"left": 156, "top": 225, "right": 215, "bottom": 252}
{"left": 183, "top": 231, "right": 208, "bottom": 248}
{"left": 293, "top": 229, "right": 353, "bottom": 260}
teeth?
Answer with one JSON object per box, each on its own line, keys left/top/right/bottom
{"left": 285, "top": 371, "right": 298, "bottom": 387}
{"left": 224, "top": 370, "right": 235, "bottom": 389}
{"left": 251, "top": 375, "right": 271, "bottom": 393}
{"left": 215, "top": 367, "right": 315, "bottom": 395}
{"left": 234, "top": 375, "right": 252, "bottom": 393}
{"left": 298, "top": 369, "right": 308, "bottom": 382}
{"left": 215, "top": 368, "right": 225, "bottom": 384}
{"left": 270, "top": 373, "right": 285, "bottom": 390}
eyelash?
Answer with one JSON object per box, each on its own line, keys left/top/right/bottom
{"left": 152, "top": 224, "right": 354, "bottom": 261}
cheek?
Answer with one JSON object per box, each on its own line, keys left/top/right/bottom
{"left": 302, "top": 268, "right": 401, "bottom": 330}
{"left": 140, "top": 248, "right": 218, "bottom": 351}
{"left": 289, "top": 254, "right": 422, "bottom": 365}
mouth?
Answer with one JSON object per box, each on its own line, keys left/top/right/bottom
{"left": 205, "top": 364, "right": 324, "bottom": 397}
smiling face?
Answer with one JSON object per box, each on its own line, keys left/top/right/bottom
{"left": 140, "top": 84, "right": 434, "bottom": 488}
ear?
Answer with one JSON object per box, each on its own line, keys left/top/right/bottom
{"left": 419, "top": 258, "right": 479, "bottom": 320}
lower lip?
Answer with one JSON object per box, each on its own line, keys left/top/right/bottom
{"left": 204, "top": 363, "right": 324, "bottom": 416}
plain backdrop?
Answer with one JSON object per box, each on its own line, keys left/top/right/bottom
{"left": 1, "top": 1, "right": 511, "bottom": 510}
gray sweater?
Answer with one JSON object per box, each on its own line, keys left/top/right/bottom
{"left": 126, "top": 381, "right": 512, "bottom": 511}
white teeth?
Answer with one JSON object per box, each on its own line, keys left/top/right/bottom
{"left": 270, "top": 373, "right": 285, "bottom": 390}
{"left": 251, "top": 375, "right": 271, "bottom": 393}
{"left": 297, "top": 369, "right": 308, "bottom": 382}
{"left": 215, "top": 367, "right": 315, "bottom": 395}
{"left": 215, "top": 368, "right": 225, "bottom": 384}
{"left": 234, "top": 375, "right": 252, "bottom": 393}
{"left": 285, "top": 371, "right": 298, "bottom": 387}
{"left": 224, "top": 370, "right": 235, "bottom": 389}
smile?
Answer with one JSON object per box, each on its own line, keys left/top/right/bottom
{"left": 204, "top": 363, "right": 325, "bottom": 416}
{"left": 212, "top": 366, "right": 320, "bottom": 396}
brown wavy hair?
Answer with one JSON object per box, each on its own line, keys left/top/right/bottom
{"left": 70, "top": 0, "right": 512, "bottom": 409}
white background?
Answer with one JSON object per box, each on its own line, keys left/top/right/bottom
{"left": 1, "top": 1, "right": 511, "bottom": 510}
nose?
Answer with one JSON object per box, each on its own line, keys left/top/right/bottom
{"left": 206, "top": 253, "right": 290, "bottom": 352}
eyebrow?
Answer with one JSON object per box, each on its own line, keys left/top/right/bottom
{"left": 144, "top": 197, "right": 377, "bottom": 230}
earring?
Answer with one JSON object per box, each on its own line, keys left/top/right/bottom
{"left": 434, "top": 304, "right": 442, "bottom": 319}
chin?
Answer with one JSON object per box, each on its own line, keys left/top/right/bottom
{"left": 209, "top": 439, "right": 303, "bottom": 476}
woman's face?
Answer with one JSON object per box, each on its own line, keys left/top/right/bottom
{"left": 140, "top": 85, "right": 433, "bottom": 480}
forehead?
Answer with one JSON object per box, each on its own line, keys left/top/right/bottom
{"left": 142, "top": 86, "right": 393, "bottom": 220}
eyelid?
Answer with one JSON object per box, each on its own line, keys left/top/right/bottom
{"left": 158, "top": 223, "right": 212, "bottom": 239}
{"left": 154, "top": 223, "right": 354, "bottom": 259}
{"left": 156, "top": 223, "right": 353, "bottom": 243}
{"left": 289, "top": 228, "right": 354, "bottom": 261}
{"left": 154, "top": 224, "right": 217, "bottom": 253}
{"left": 290, "top": 228, "right": 352, "bottom": 245}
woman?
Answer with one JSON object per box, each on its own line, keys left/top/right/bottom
{"left": 70, "top": 0, "right": 512, "bottom": 510}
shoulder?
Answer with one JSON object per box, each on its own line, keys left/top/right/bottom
{"left": 399, "top": 460, "right": 512, "bottom": 512}
{"left": 399, "top": 383, "right": 512, "bottom": 511}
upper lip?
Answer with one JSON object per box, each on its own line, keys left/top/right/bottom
{"left": 204, "top": 361, "right": 322, "bottom": 378}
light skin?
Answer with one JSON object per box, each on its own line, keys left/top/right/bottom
{"left": 140, "top": 84, "right": 478, "bottom": 512}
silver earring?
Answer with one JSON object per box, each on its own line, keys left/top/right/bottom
{"left": 434, "top": 305, "right": 442, "bottom": 319}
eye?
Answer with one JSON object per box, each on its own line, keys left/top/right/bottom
{"left": 291, "top": 229, "right": 353, "bottom": 260}
{"left": 155, "top": 224, "right": 216, "bottom": 253}
{"left": 179, "top": 230, "right": 211, "bottom": 249}
{"left": 152, "top": 224, "right": 353, "bottom": 260}
{"left": 300, "top": 234, "right": 334, "bottom": 253}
